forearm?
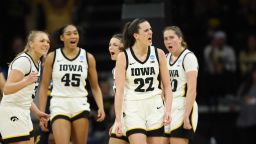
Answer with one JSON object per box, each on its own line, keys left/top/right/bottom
{"left": 92, "top": 87, "right": 104, "bottom": 110}
{"left": 184, "top": 89, "right": 196, "bottom": 118}
{"left": 39, "top": 85, "right": 48, "bottom": 112}
{"left": 164, "top": 87, "right": 172, "bottom": 113}
{"left": 114, "top": 93, "right": 123, "bottom": 121}
{"left": 3, "top": 80, "right": 28, "bottom": 95}
{"left": 0, "top": 74, "right": 6, "bottom": 92}
{"left": 31, "top": 102, "right": 40, "bottom": 116}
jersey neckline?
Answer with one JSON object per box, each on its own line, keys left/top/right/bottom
{"left": 60, "top": 48, "right": 81, "bottom": 61}
{"left": 169, "top": 48, "right": 186, "bottom": 66}
{"left": 130, "top": 46, "right": 151, "bottom": 64}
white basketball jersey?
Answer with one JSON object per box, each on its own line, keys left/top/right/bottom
{"left": 51, "top": 48, "right": 88, "bottom": 98}
{"left": 1, "top": 53, "right": 40, "bottom": 109}
{"left": 166, "top": 49, "right": 198, "bottom": 98}
{"left": 124, "top": 46, "right": 162, "bottom": 100}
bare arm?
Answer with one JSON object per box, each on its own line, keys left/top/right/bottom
{"left": 184, "top": 71, "right": 198, "bottom": 119}
{"left": 0, "top": 72, "right": 6, "bottom": 93}
{"left": 87, "top": 52, "right": 105, "bottom": 121}
{"left": 114, "top": 52, "right": 126, "bottom": 122}
{"left": 158, "top": 49, "right": 172, "bottom": 124}
{"left": 31, "top": 101, "right": 40, "bottom": 115}
{"left": 183, "top": 54, "right": 198, "bottom": 129}
{"left": 3, "top": 70, "right": 38, "bottom": 95}
{"left": 39, "top": 52, "right": 54, "bottom": 112}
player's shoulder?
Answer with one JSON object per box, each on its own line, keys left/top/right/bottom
{"left": 184, "top": 49, "right": 197, "bottom": 58}
{"left": 12, "top": 53, "right": 31, "bottom": 64}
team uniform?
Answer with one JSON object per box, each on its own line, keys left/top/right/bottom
{"left": 123, "top": 46, "right": 164, "bottom": 137}
{"left": 50, "top": 48, "right": 90, "bottom": 124}
{"left": 0, "top": 53, "right": 40, "bottom": 143}
{"left": 110, "top": 68, "right": 129, "bottom": 142}
{"left": 165, "top": 49, "right": 199, "bottom": 140}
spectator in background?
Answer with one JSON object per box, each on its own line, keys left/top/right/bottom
{"left": 0, "top": 0, "right": 32, "bottom": 67}
{"left": 236, "top": 65, "right": 256, "bottom": 144}
{"left": 239, "top": 34, "right": 256, "bottom": 78}
{"left": 203, "top": 30, "right": 236, "bottom": 109}
{"left": 36, "top": 0, "right": 77, "bottom": 35}
{"left": 10, "top": 35, "right": 25, "bottom": 60}
{"left": 237, "top": 0, "right": 256, "bottom": 34}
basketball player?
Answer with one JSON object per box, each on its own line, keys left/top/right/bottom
{"left": 108, "top": 33, "right": 129, "bottom": 144}
{"left": 163, "top": 26, "right": 199, "bottom": 144}
{"left": 39, "top": 24, "right": 105, "bottom": 144}
{"left": 114, "top": 18, "right": 172, "bottom": 144}
{"left": 0, "top": 31, "right": 50, "bottom": 144}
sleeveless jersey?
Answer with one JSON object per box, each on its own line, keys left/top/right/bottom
{"left": 124, "top": 46, "right": 162, "bottom": 100}
{"left": 51, "top": 48, "right": 88, "bottom": 98}
{"left": 166, "top": 49, "right": 198, "bottom": 98}
{"left": 1, "top": 53, "right": 40, "bottom": 109}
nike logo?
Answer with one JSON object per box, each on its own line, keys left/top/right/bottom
{"left": 157, "top": 106, "right": 162, "bottom": 109}
{"left": 129, "top": 62, "right": 135, "bottom": 65}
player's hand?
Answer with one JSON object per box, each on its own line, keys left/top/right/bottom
{"left": 109, "top": 125, "right": 113, "bottom": 136}
{"left": 25, "top": 71, "right": 39, "bottom": 85}
{"left": 96, "top": 108, "right": 105, "bottom": 122}
{"left": 183, "top": 117, "right": 192, "bottom": 129}
{"left": 40, "top": 117, "right": 49, "bottom": 132}
{"left": 163, "top": 110, "right": 171, "bottom": 126}
{"left": 114, "top": 120, "right": 123, "bottom": 137}
{"left": 36, "top": 111, "right": 49, "bottom": 120}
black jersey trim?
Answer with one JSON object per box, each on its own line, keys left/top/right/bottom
{"left": 147, "top": 126, "right": 164, "bottom": 137}
{"left": 71, "top": 110, "right": 90, "bottom": 121}
{"left": 52, "top": 50, "right": 56, "bottom": 69}
{"left": 3, "top": 135, "right": 30, "bottom": 143}
{"left": 10, "top": 55, "right": 32, "bottom": 76}
{"left": 85, "top": 50, "right": 88, "bottom": 67}
{"left": 110, "top": 134, "right": 129, "bottom": 142}
{"left": 126, "top": 128, "right": 147, "bottom": 137}
{"left": 169, "top": 48, "right": 186, "bottom": 66}
{"left": 60, "top": 47, "right": 81, "bottom": 61}
{"left": 51, "top": 115, "right": 71, "bottom": 126}
{"left": 29, "top": 129, "right": 34, "bottom": 138}
{"left": 154, "top": 47, "right": 160, "bottom": 64}
{"left": 155, "top": 47, "right": 161, "bottom": 89}
{"left": 25, "top": 52, "right": 39, "bottom": 71}
{"left": 124, "top": 51, "right": 129, "bottom": 70}
{"left": 182, "top": 52, "right": 193, "bottom": 71}
{"left": 130, "top": 46, "right": 151, "bottom": 64}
